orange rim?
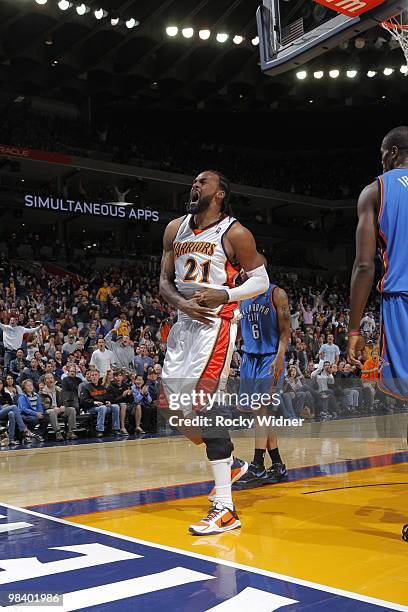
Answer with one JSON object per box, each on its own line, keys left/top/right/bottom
{"left": 381, "top": 19, "right": 408, "bottom": 31}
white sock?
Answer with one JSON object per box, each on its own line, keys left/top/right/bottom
{"left": 210, "top": 455, "right": 233, "bottom": 510}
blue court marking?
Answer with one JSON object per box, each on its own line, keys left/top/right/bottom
{"left": 0, "top": 503, "right": 405, "bottom": 611}
{"left": 26, "top": 450, "right": 408, "bottom": 518}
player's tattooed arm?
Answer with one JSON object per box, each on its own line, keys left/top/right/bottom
{"left": 159, "top": 218, "right": 215, "bottom": 325}
{"left": 280, "top": 304, "right": 291, "bottom": 321}
{"left": 223, "top": 223, "right": 265, "bottom": 271}
{"left": 270, "top": 288, "right": 291, "bottom": 380}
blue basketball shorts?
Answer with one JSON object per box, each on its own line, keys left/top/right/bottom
{"left": 238, "top": 352, "right": 285, "bottom": 412}
{"left": 378, "top": 292, "right": 408, "bottom": 400}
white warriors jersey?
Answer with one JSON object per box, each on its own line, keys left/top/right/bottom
{"left": 173, "top": 214, "right": 240, "bottom": 317}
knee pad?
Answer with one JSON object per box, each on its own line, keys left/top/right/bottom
{"left": 202, "top": 436, "right": 234, "bottom": 461}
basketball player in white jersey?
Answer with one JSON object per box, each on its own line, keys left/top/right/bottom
{"left": 160, "top": 170, "right": 269, "bottom": 535}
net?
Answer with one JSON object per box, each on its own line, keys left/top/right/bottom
{"left": 381, "top": 13, "right": 408, "bottom": 74}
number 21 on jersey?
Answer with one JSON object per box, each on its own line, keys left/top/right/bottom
{"left": 183, "top": 257, "right": 211, "bottom": 283}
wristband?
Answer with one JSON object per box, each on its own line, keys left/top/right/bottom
{"left": 348, "top": 331, "right": 361, "bottom": 337}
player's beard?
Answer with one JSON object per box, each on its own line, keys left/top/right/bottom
{"left": 186, "top": 194, "right": 211, "bottom": 214}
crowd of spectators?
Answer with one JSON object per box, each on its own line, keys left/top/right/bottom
{"left": 227, "top": 276, "right": 393, "bottom": 422}
{"left": 0, "top": 104, "right": 377, "bottom": 200}
{"left": 0, "top": 254, "right": 171, "bottom": 445}
{"left": 0, "top": 247, "right": 400, "bottom": 448}
{"left": 273, "top": 278, "right": 389, "bottom": 421}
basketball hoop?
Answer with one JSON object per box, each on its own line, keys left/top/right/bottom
{"left": 381, "top": 14, "right": 408, "bottom": 74}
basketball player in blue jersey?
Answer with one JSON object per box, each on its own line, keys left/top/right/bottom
{"left": 347, "top": 126, "right": 408, "bottom": 542}
{"left": 234, "top": 271, "right": 291, "bottom": 488}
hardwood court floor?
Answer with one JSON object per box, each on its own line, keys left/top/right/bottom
{"left": 1, "top": 414, "right": 408, "bottom": 610}
{"left": 69, "top": 462, "right": 408, "bottom": 607}
{"left": 1, "top": 414, "right": 407, "bottom": 508}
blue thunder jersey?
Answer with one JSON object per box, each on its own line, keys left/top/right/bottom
{"left": 378, "top": 168, "right": 408, "bottom": 294}
{"left": 240, "top": 284, "right": 279, "bottom": 355}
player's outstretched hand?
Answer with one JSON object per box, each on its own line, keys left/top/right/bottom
{"left": 193, "top": 289, "right": 229, "bottom": 309}
{"left": 347, "top": 335, "right": 365, "bottom": 367}
{"left": 182, "top": 299, "right": 215, "bottom": 325}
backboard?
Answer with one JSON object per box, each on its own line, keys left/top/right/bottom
{"left": 257, "top": 0, "right": 407, "bottom": 75}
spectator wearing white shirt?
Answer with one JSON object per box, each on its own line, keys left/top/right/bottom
{"left": 319, "top": 334, "right": 340, "bottom": 365}
{"left": 0, "top": 317, "right": 42, "bottom": 372}
{"left": 62, "top": 334, "right": 77, "bottom": 357}
{"left": 311, "top": 360, "right": 338, "bottom": 418}
{"left": 90, "top": 338, "right": 115, "bottom": 377}
{"left": 290, "top": 306, "right": 300, "bottom": 331}
{"left": 360, "top": 312, "right": 376, "bottom": 335}
{"left": 309, "top": 285, "right": 327, "bottom": 312}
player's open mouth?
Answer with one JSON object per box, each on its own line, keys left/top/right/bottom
{"left": 190, "top": 190, "right": 200, "bottom": 203}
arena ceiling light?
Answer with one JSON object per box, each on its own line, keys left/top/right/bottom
{"left": 110, "top": 17, "right": 119, "bottom": 26}
{"left": 401, "top": 65, "right": 408, "bottom": 74}
{"left": 76, "top": 3, "right": 88, "bottom": 15}
{"left": 367, "top": 70, "right": 376, "bottom": 77}
{"left": 346, "top": 70, "right": 357, "bottom": 78}
{"left": 296, "top": 70, "right": 307, "bottom": 80}
{"left": 182, "top": 27, "right": 194, "bottom": 38}
{"left": 233, "top": 35, "right": 243, "bottom": 45}
{"left": 251, "top": 36, "right": 259, "bottom": 46}
{"left": 35, "top": 0, "right": 48, "bottom": 5}
{"left": 166, "top": 26, "right": 178, "bottom": 37}
{"left": 94, "top": 8, "right": 105, "bottom": 20}
{"left": 383, "top": 67, "right": 394, "bottom": 75}
{"left": 199, "top": 29, "right": 211, "bottom": 40}
{"left": 216, "top": 33, "right": 229, "bottom": 43}
{"left": 58, "top": 0, "right": 70, "bottom": 9}
{"left": 125, "top": 18, "right": 139, "bottom": 29}
{"left": 313, "top": 71, "right": 323, "bottom": 79}
{"left": 329, "top": 69, "right": 340, "bottom": 78}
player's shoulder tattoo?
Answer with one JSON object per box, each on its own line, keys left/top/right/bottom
{"left": 280, "top": 305, "right": 291, "bottom": 320}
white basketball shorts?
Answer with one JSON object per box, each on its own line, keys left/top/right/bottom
{"left": 161, "top": 315, "right": 237, "bottom": 416}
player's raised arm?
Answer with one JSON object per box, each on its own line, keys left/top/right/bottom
{"left": 348, "top": 181, "right": 378, "bottom": 364}
{"left": 159, "top": 218, "right": 216, "bottom": 325}
{"left": 195, "top": 223, "right": 268, "bottom": 308}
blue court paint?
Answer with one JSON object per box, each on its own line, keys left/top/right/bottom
{"left": 0, "top": 504, "right": 404, "bottom": 611}
{"left": 27, "top": 450, "right": 408, "bottom": 518}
